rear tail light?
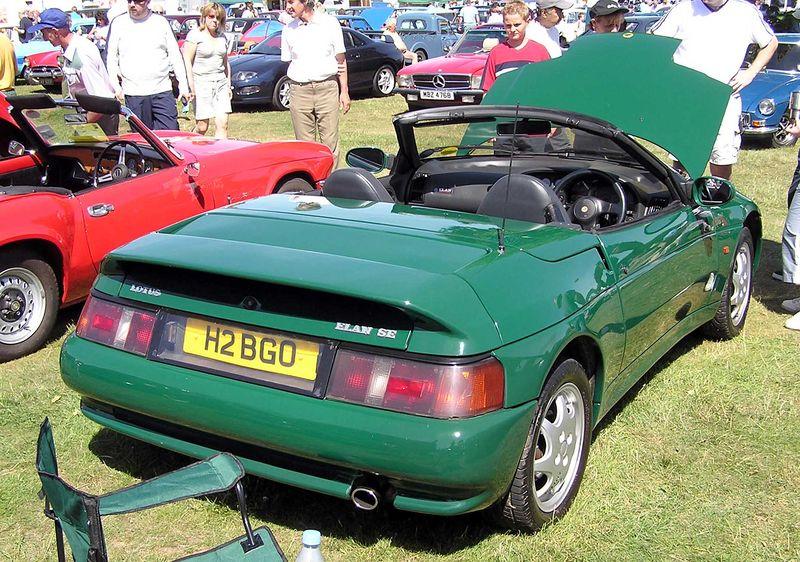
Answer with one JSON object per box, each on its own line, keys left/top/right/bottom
{"left": 76, "top": 296, "right": 156, "bottom": 356}
{"left": 327, "top": 350, "right": 504, "bottom": 418}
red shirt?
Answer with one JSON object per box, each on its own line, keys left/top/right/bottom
{"left": 480, "top": 39, "right": 550, "bottom": 91}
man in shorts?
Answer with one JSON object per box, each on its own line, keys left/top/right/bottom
{"left": 652, "top": 0, "right": 777, "bottom": 180}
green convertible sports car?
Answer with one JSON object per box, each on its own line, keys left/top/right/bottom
{"left": 61, "top": 35, "right": 761, "bottom": 531}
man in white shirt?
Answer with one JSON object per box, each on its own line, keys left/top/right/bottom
{"left": 526, "top": 0, "right": 572, "bottom": 58}
{"left": 486, "top": 2, "right": 503, "bottom": 24}
{"left": 281, "top": 0, "right": 350, "bottom": 164}
{"left": 32, "top": 8, "right": 119, "bottom": 134}
{"left": 459, "top": 0, "right": 480, "bottom": 31}
{"left": 652, "top": 0, "right": 777, "bottom": 180}
{"left": 106, "top": 0, "right": 191, "bottom": 130}
{"left": 241, "top": 2, "right": 255, "bottom": 18}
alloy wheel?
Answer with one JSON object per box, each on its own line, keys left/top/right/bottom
{"left": 534, "top": 382, "right": 586, "bottom": 512}
{"left": 0, "top": 266, "right": 47, "bottom": 345}
{"left": 377, "top": 68, "right": 395, "bottom": 94}
{"left": 279, "top": 80, "right": 291, "bottom": 109}
{"left": 729, "top": 241, "right": 752, "bottom": 325}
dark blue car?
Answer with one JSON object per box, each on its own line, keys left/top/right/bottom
{"left": 231, "top": 28, "right": 403, "bottom": 110}
{"left": 741, "top": 33, "right": 800, "bottom": 148}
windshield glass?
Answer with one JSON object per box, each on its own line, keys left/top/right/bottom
{"left": 20, "top": 105, "right": 131, "bottom": 147}
{"left": 767, "top": 43, "right": 800, "bottom": 72}
{"left": 251, "top": 30, "right": 282, "bottom": 55}
{"left": 744, "top": 42, "right": 800, "bottom": 72}
{"left": 412, "top": 115, "right": 637, "bottom": 165}
{"left": 451, "top": 28, "right": 506, "bottom": 54}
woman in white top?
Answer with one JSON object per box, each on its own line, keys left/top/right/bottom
{"left": 183, "top": 3, "right": 232, "bottom": 138}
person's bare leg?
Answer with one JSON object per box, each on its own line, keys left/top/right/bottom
{"left": 710, "top": 163, "right": 732, "bottom": 180}
{"left": 214, "top": 113, "right": 229, "bottom": 139}
{"left": 194, "top": 119, "right": 209, "bottom": 135}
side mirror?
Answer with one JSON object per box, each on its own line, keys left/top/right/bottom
{"left": 184, "top": 161, "right": 201, "bottom": 178}
{"left": 346, "top": 147, "right": 389, "bottom": 173}
{"left": 693, "top": 176, "right": 735, "bottom": 206}
{"left": 8, "top": 140, "right": 25, "bottom": 156}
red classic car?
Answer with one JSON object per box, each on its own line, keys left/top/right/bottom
{"left": 395, "top": 24, "right": 504, "bottom": 110}
{"left": 24, "top": 50, "right": 64, "bottom": 94}
{"left": 0, "top": 92, "right": 333, "bottom": 362}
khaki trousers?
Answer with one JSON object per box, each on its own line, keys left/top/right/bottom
{"left": 289, "top": 78, "right": 340, "bottom": 165}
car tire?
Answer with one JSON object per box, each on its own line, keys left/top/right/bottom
{"left": 703, "top": 228, "right": 754, "bottom": 340}
{"left": 0, "top": 250, "right": 60, "bottom": 363}
{"left": 414, "top": 49, "right": 427, "bottom": 62}
{"left": 771, "top": 116, "right": 798, "bottom": 148}
{"left": 491, "top": 358, "right": 592, "bottom": 531}
{"left": 272, "top": 76, "right": 291, "bottom": 111}
{"left": 372, "top": 65, "right": 396, "bottom": 97}
{"left": 276, "top": 177, "right": 314, "bottom": 193}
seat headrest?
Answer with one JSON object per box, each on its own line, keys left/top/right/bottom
{"left": 477, "top": 174, "right": 569, "bottom": 224}
{"left": 482, "top": 38, "right": 499, "bottom": 51}
{"left": 322, "top": 168, "right": 395, "bottom": 203}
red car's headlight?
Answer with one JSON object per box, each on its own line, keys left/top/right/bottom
{"left": 76, "top": 296, "right": 156, "bottom": 356}
{"left": 327, "top": 349, "right": 504, "bottom": 418}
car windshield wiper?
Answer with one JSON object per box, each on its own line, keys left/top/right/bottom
{"left": 419, "top": 144, "right": 514, "bottom": 158}
{"left": 545, "top": 149, "right": 634, "bottom": 164}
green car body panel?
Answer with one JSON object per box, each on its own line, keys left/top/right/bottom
{"left": 60, "top": 35, "right": 762, "bottom": 517}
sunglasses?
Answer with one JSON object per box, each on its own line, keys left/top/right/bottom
{"left": 127, "top": 0, "right": 148, "bottom": 5}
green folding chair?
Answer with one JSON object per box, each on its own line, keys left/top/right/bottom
{"left": 36, "top": 418, "right": 286, "bottom": 562}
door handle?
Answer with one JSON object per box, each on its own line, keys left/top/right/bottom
{"left": 87, "top": 203, "right": 115, "bottom": 217}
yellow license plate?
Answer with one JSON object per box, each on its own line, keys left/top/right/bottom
{"left": 182, "top": 318, "right": 319, "bottom": 381}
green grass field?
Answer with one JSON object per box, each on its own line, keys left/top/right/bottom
{"left": 1, "top": 88, "right": 799, "bottom": 561}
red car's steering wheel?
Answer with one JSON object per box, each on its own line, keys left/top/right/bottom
{"left": 92, "top": 140, "right": 146, "bottom": 187}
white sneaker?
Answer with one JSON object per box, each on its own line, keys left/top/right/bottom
{"left": 782, "top": 297, "right": 800, "bottom": 314}
{"left": 772, "top": 271, "right": 784, "bottom": 282}
{"left": 786, "top": 311, "right": 800, "bottom": 331}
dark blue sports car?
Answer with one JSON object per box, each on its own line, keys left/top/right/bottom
{"left": 741, "top": 33, "right": 800, "bottom": 148}
{"left": 231, "top": 28, "right": 403, "bottom": 111}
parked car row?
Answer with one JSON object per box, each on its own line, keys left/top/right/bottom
{"left": 231, "top": 28, "right": 403, "bottom": 110}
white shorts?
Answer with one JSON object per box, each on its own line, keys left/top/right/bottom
{"left": 709, "top": 94, "right": 742, "bottom": 166}
{"left": 194, "top": 74, "right": 232, "bottom": 120}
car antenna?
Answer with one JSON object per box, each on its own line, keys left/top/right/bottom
{"left": 497, "top": 104, "right": 520, "bottom": 255}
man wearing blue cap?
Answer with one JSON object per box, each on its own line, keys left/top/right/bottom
{"left": 31, "top": 8, "right": 119, "bottom": 135}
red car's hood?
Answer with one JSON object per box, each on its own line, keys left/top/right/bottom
{"left": 117, "top": 130, "right": 255, "bottom": 158}
{"left": 27, "top": 49, "right": 61, "bottom": 66}
{"left": 398, "top": 53, "right": 489, "bottom": 76}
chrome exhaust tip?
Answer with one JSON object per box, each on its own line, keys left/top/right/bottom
{"left": 350, "top": 487, "right": 380, "bottom": 511}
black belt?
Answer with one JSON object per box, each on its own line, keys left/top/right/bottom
{"left": 290, "top": 76, "right": 337, "bottom": 85}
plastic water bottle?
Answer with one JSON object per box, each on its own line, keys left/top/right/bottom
{"left": 295, "top": 530, "right": 325, "bottom": 562}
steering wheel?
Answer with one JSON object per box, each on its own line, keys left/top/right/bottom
{"left": 554, "top": 168, "right": 627, "bottom": 230}
{"left": 92, "top": 140, "right": 146, "bottom": 187}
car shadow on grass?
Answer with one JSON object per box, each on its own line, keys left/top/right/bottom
{"left": 88, "top": 428, "right": 498, "bottom": 554}
{"left": 592, "top": 329, "right": 705, "bottom": 439}
{"left": 46, "top": 303, "right": 82, "bottom": 346}
{"left": 752, "top": 238, "right": 798, "bottom": 314}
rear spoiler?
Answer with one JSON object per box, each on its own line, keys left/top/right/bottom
{"left": 103, "top": 232, "right": 503, "bottom": 355}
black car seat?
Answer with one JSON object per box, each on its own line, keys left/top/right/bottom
{"left": 477, "top": 174, "right": 569, "bottom": 224}
{"left": 322, "top": 168, "right": 395, "bottom": 203}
